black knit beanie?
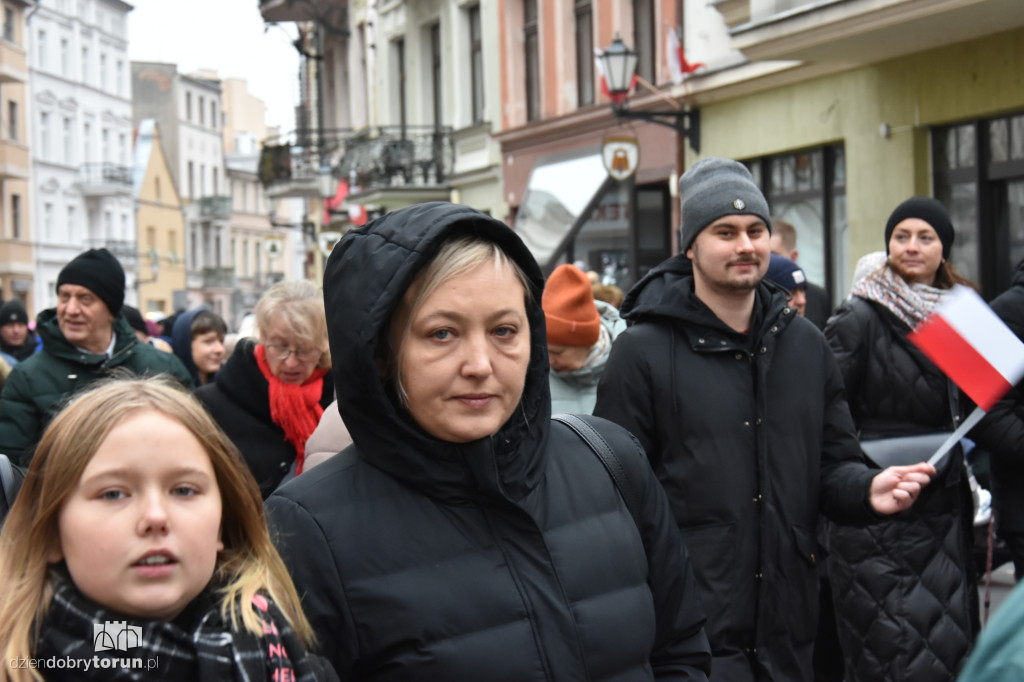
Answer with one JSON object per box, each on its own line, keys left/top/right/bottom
{"left": 884, "top": 196, "right": 955, "bottom": 260}
{"left": 0, "top": 300, "right": 28, "bottom": 326}
{"left": 56, "top": 248, "right": 125, "bottom": 316}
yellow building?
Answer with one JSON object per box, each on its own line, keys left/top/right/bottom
{"left": 133, "top": 119, "right": 185, "bottom": 317}
{"left": 0, "top": 0, "right": 32, "bottom": 309}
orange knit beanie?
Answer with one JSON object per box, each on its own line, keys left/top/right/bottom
{"left": 543, "top": 264, "right": 601, "bottom": 347}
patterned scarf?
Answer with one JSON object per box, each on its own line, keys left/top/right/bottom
{"left": 36, "top": 575, "right": 331, "bottom": 681}
{"left": 254, "top": 344, "right": 328, "bottom": 474}
{"left": 850, "top": 263, "right": 949, "bottom": 329}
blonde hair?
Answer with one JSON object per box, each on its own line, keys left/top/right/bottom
{"left": 0, "top": 377, "right": 314, "bottom": 682}
{"left": 381, "top": 235, "right": 534, "bottom": 405}
{"left": 255, "top": 279, "right": 331, "bottom": 369}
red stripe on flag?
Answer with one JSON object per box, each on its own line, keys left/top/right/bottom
{"left": 909, "top": 314, "right": 1012, "bottom": 411}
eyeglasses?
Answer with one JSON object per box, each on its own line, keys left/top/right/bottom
{"left": 264, "top": 343, "right": 320, "bottom": 362}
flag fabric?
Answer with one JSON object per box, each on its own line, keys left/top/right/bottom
{"left": 323, "top": 179, "right": 367, "bottom": 227}
{"left": 594, "top": 48, "right": 634, "bottom": 105}
{"left": 908, "top": 284, "right": 1024, "bottom": 411}
{"left": 666, "top": 27, "right": 705, "bottom": 85}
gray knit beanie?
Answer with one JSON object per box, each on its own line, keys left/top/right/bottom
{"left": 679, "top": 157, "right": 772, "bottom": 253}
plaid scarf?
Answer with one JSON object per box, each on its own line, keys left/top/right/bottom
{"left": 850, "top": 263, "right": 948, "bottom": 329}
{"left": 36, "top": 576, "right": 330, "bottom": 681}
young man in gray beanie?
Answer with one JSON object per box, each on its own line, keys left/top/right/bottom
{"left": 0, "top": 248, "right": 191, "bottom": 465}
{"left": 594, "top": 157, "right": 935, "bottom": 682}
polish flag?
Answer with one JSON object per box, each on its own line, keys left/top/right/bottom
{"left": 908, "top": 284, "right": 1024, "bottom": 411}
{"left": 666, "top": 27, "right": 705, "bottom": 85}
{"left": 323, "top": 179, "right": 367, "bottom": 227}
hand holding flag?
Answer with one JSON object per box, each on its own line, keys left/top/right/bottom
{"left": 907, "top": 284, "right": 1024, "bottom": 465}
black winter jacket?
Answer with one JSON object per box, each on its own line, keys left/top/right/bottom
{"left": 824, "top": 296, "right": 977, "bottom": 682}
{"left": 196, "top": 338, "right": 334, "bottom": 498}
{"left": 0, "top": 310, "right": 192, "bottom": 464}
{"left": 973, "top": 261, "right": 1024, "bottom": 533}
{"left": 593, "top": 256, "right": 878, "bottom": 682}
{"left": 265, "top": 202, "right": 712, "bottom": 681}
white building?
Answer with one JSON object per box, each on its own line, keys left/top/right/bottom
{"left": 29, "top": 0, "right": 135, "bottom": 311}
{"left": 132, "top": 62, "right": 229, "bottom": 316}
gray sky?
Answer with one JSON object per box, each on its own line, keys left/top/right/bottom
{"left": 128, "top": 0, "right": 299, "bottom": 135}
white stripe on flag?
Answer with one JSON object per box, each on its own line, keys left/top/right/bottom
{"left": 939, "top": 285, "right": 1024, "bottom": 386}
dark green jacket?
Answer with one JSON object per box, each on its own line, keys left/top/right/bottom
{"left": 0, "top": 309, "right": 192, "bottom": 464}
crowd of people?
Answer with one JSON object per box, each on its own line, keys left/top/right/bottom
{"left": 0, "top": 156, "right": 1021, "bottom": 681}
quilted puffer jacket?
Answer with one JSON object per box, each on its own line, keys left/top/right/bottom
{"left": 265, "top": 202, "right": 712, "bottom": 681}
{"left": 824, "top": 296, "right": 978, "bottom": 682}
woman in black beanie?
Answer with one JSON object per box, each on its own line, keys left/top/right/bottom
{"left": 823, "top": 196, "right": 986, "bottom": 681}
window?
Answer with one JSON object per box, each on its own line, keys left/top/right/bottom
{"left": 61, "top": 38, "right": 69, "bottom": 76}
{"left": 146, "top": 225, "right": 156, "bottom": 250}
{"left": 633, "top": 0, "right": 656, "bottom": 85}
{"left": 468, "top": 5, "right": 484, "bottom": 123}
{"left": 190, "top": 227, "right": 197, "bottom": 268}
{"left": 392, "top": 38, "right": 406, "bottom": 133}
{"left": 81, "top": 46, "right": 88, "bottom": 83}
{"left": 8, "top": 100, "right": 17, "bottom": 141}
{"left": 11, "top": 194, "right": 21, "bottom": 239}
{"left": 121, "top": 214, "right": 128, "bottom": 240}
{"left": 524, "top": 0, "right": 540, "bottom": 121}
{"left": 186, "top": 91, "right": 192, "bottom": 121}
{"left": 241, "top": 182, "right": 248, "bottom": 212}
{"left": 40, "top": 112, "right": 50, "bottom": 159}
{"left": 155, "top": 176, "right": 161, "bottom": 201}
{"left": 67, "top": 206, "right": 75, "bottom": 239}
{"left": 243, "top": 238, "right": 249, "bottom": 276}
{"left": 101, "top": 127, "right": 109, "bottom": 162}
{"left": 211, "top": 101, "right": 217, "bottom": 129}
{"left": 37, "top": 30, "right": 46, "bottom": 69}
{"left": 44, "top": 203, "right": 53, "bottom": 239}
{"left": 63, "top": 117, "right": 72, "bottom": 163}
{"left": 198, "top": 96, "right": 205, "bottom": 125}
{"left": 118, "top": 132, "right": 126, "bottom": 165}
{"left": 99, "top": 52, "right": 106, "bottom": 90}
{"left": 744, "top": 145, "right": 848, "bottom": 301}
{"left": 3, "top": 7, "right": 14, "bottom": 43}
{"left": 188, "top": 161, "right": 194, "bottom": 198}
{"left": 575, "top": 0, "right": 594, "bottom": 107}
{"left": 168, "top": 230, "right": 176, "bottom": 261}
{"left": 104, "top": 210, "right": 111, "bottom": 236}
{"left": 430, "top": 23, "right": 442, "bottom": 128}
{"left": 933, "top": 112, "right": 1024, "bottom": 297}
{"left": 200, "top": 164, "right": 206, "bottom": 196}
{"left": 213, "top": 167, "right": 218, "bottom": 195}
{"left": 116, "top": 60, "right": 123, "bottom": 96}
{"left": 82, "top": 121, "right": 90, "bottom": 162}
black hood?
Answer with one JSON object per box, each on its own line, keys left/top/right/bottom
{"left": 323, "top": 202, "right": 551, "bottom": 502}
{"left": 1012, "top": 257, "right": 1024, "bottom": 288}
{"left": 621, "top": 253, "right": 794, "bottom": 340}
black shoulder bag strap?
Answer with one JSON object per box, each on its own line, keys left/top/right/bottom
{"left": 552, "top": 413, "right": 642, "bottom": 521}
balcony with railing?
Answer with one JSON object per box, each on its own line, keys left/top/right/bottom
{"left": 202, "top": 267, "right": 236, "bottom": 290}
{"left": 85, "top": 239, "right": 138, "bottom": 265}
{"left": 723, "top": 0, "right": 1021, "bottom": 65}
{"left": 199, "top": 195, "right": 232, "bottom": 220}
{"left": 78, "top": 163, "right": 133, "bottom": 197}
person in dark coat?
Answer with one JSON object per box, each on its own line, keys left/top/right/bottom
{"left": 0, "top": 300, "right": 41, "bottom": 363}
{"left": 0, "top": 249, "right": 192, "bottom": 464}
{"left": 769, "top": 218, "right": 832, "bottom": 329}
{"left": 824, "top": 196, "right": 984, "bottom": 681}
{"left": 196, "top": 280, "right": 332, "bottom": 498}
{"left": 265, "top": 202, "right": 713, "bottom": 681}
{"left": 594, "top": 158, "right": 935, "bottom": 682}
{"left": 967, "top": 256, "right": 1024, "bottom": 582}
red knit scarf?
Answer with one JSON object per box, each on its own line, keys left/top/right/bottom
{"left": 254, "top": 344, "right": 328, "bottom": 474}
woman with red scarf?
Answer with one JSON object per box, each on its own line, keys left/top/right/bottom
{"left": 197, "top": 280, "right": 333, "bottom": 498}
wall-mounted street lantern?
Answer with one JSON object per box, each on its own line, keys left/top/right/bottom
{"left": 598, "top": 34, "right": 701, "bottom": 153}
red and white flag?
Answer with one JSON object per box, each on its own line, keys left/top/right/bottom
{"left": 594, "top": 48, "right": 633, "bottom": 105}
{"left": 666, "top": 27, "right": 705, "bottom": 85}
{"left": 909, "top": 284, "right": 1024, "bottom": 411}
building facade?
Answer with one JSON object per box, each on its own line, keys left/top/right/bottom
{"left": 0, "top": 0, "right": 31, "bottom": 310}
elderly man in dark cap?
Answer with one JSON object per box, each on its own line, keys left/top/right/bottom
{"left": 0, "top": 248, "right": 191, "bottom": 465}
{"left": 594, "top": 157, "right": 937, "bottom": 682}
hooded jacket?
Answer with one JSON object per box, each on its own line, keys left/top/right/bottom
{"left": 265, "top": 202, "right": 712, "bottom": 681}
{"left": 170, "top": 306, "right": 216, "bottom": 386}
{"left": 593, "top": 255, "right": 878, "bottom": 682}
{"left": 548, "top": 299, "right": 627, "bottom": 414}
{"left": 824, "top": 295, "right": 978, "bottom": 681}
{"left": 195, "top": 338, "right": 334, "bottom": 498}
{"left": 0, "top": 309, "right": 192, "bottom": 464}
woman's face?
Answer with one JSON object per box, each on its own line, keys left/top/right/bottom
{"left": 261, "top": 314, "right": 322, "bottom": 385}
{"left": 51, "top": 409, "right": 223, "bottom": 621}
{"left": 397, "top": 260, "right": 531, "bottom": 443}
{"left": 888, "top": 218, "right": 944, "bottom": 286}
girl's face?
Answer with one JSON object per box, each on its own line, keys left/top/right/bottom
{"left": 50, "top": 409, "right": 224, "bottom": 621}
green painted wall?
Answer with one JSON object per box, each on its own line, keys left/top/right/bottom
{"left": 697, "top": 26, "right": 1024, "bottom": 275}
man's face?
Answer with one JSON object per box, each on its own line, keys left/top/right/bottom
{"left": 0, "top": 321, "right": 28, "bottom": 346}
{"left": 687, "top": 215, "right": 771, "bottom": 297}
{"left": 57, "top": 284, "right": 115, "bottom": 354}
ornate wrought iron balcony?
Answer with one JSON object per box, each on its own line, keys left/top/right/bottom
{"left": 338, "top": 126, "right": 454, "bottom": 191}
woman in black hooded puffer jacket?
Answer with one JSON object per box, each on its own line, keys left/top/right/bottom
{"left": 824, "top": 197, "right": 984, "bottom": 682}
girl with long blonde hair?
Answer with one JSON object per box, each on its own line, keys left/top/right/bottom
{"left": 0, "top": 376, "right": 335, "bottom": 681}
